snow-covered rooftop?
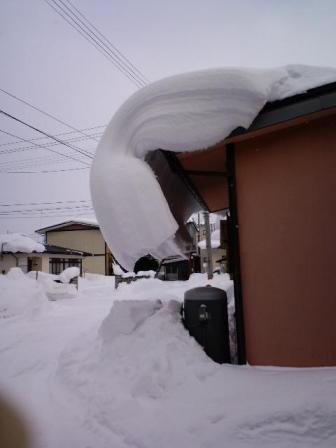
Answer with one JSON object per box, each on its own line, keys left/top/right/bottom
{"left": 0, "top": 233, "right": 45, "bottom": 253}
{"left": 36, "top": 217, "right": 99, "bottom": 233}
{"left": 91, "top": 65, "right": 336, "bottom": 269}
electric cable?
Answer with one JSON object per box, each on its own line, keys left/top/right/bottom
{"left": 0, "top": 114, "right": 92, "bottom": 164}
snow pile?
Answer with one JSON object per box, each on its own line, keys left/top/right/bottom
{"left": 0, "top": 233, "right": 45, "bottom": 253}
{"left": 99, "top": 299, "right": 163, "bottom": 343}
{"left": 136, "top": 269, "right": 156, "bottom": 277}
{"left": 112, "top": 262, "right": 124, "bottom": 276}
{"left": 79, "top": 273, "right": 116, "bottom": 295}
{"left": 1, "top": 273, "right": 336, "bottom": 447}
{"left": 56, "top": 283, "right": 336, "bottom": 447}
{"left": 44, "top": 281, "right": 78, "bottom": 301}
{"left": 198, "top": 228, "right": 221, "bottom": 249}
{"left": 26, "top": 270, "right": 59, "bottom": 281}
{"left": 119, "top": 270, "right": 156, "bottom": 278}
{"left": 0, "top": 268, "right": 49, "bottom": 318}
{"left": 90, "top": 65, "right": 336, "bottom": 269}
{"left": 26, "top": 269, "right": 78, "bottom": 300}
{"left": 59, "top": 266, "right": 80, "bottom": 283}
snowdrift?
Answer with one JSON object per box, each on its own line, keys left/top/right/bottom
{"left": 0, "top": 268, "right": 49, "bottom": 318}
{"left": 57, "top": 291, "right": 336, "bottom": 448}
{"left": 90, "top": 65, "right": 336, "bottom": 269}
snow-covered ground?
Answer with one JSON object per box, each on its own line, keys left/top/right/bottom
{"left": 1, "top": 272, "right": 336, "bottom": 447}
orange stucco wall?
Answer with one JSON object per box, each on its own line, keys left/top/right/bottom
{"left": 235, "top": 114, "right": 336, "bottom": 366}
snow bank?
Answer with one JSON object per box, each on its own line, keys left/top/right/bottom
{"left": 99, "top": 299, "right": 163, "bottom": 343}
{"left": 135, "top": 269, "right": 156, "bottom": 277}
{"left": 91, "top": 65, "right": 336, "bottom": 269}
{"left": 59, "top": 266, "right": 80, "bottom": 283}
{"left": 26, "top": 269, "right": 78, "bottom": 300}
{"left": 0, "top": 233, "right": 44, "bottom": 253}
{"left": 112, "top": 262, "right": 124, "bottom": 276}
{"left": 44, "top": 282, "right": 78, "bottom": 301}
{"left": 2, "top": 272, "right": 336, "bottom": 447}
{"left": 0, "top": 268, "right": 49, "bottom": 318}
{"left": 56, "top": 283, "right": 336, "bottom": 448}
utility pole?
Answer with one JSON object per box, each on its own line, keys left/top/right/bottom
{"left": 197, "top": 212, "right": 201, "bottom": 256}
{"left": 203, "top": 211, "right": 213, "bottom": 280}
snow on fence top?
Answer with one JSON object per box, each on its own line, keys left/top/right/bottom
{"left": 0, "top": 233, "right": 45, "bottom": 253}
{"left": 90, "top": 65, "right": 336, "bottom": 269}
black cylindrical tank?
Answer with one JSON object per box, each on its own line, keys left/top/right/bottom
{"left": 183, "top": 285, "right": 230, "bottom": 364}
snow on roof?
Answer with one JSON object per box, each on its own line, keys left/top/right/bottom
{"left": 90, "top": 65, "right": 336, "bottom": 269}
{"left": 36, "top": 217, "right": 99, "bottom": 233}
{"left": 0, "top": 233, "right": 45, "bottom": 253}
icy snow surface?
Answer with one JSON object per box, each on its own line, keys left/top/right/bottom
{"left": 1, "top": 273, "right": 336, "bottom": 447}
{"left": 0, "top": 233, "right": 45, "bottom": 253}
{"left": 90, "top": 65, "right": 336, "bottom": 269}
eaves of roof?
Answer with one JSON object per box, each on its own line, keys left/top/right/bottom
{"left": 228, "top": 81, "right": 336, "bottom": 140}
{"left": 36, "top": 220, "right": 99, "bottom": 234}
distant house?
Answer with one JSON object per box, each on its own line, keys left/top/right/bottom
{"left": 198, "top": 226, "right": 227, "bottom": 273}
{"left": 36, "top": 219, "right": 113, "bottom": 275}
{"left": 157, "top": 221, "right": 201, "bottom": 280}
{"left": 0, "top": 242, "right": 88, "bottom": 275}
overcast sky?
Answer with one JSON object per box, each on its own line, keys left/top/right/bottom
{"left": 1, "top": 0, "right": 336, "bottom": 234}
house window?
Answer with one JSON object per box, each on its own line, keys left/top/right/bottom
{"left": 49, "top": 258, "right": 81, "bottom": 275}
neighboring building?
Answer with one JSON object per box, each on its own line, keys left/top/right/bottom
{"left": 198, "top": 226, "right": 228, "bottom": 273}
{"left": 36, "top": 219, "right": 113, "bottom": 275}
{"left": 158, "top": 255, "right": 191, "bottom": 281}
{"left": 158, "top": 221, "right": 201, "bottom": 280}
{"left": 148, "top": 80, "right": 336, "bottom": 367}
{"left": 0, "top": 244, "right": 88, "bottom": 275}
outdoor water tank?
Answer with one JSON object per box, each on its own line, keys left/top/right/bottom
{"left": 183, "top": 285, "right": 230, "bottom": 364}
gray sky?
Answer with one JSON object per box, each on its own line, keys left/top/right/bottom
{"left": 1, "top": 0, "right": 336, "bottom": 234}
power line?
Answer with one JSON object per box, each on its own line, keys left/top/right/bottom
{"left": 0, "top": 133, "right": 101, "bottom": 157}
{"left": 48, "top": 0, "right": 147, "bottom": 87}
{"left": 0, "top": 204, "right": 93, "bottom": 214}
{"left": 0, "top": 206, "right": 94, "bottom": 218}
{"left": 1, "top": 212, "right": 96, "bottom": 219}
{"left": 0, "top": 111, "right": 94, "bottom": 159}
{"left": 0, "top": 128, "right": 89, "bottom": 167}
{"left": 45, "top": 0, "right": 148, "bottom": 88}
{"left": 0, "top": 125, "right": 106, "bottom": 149}
{"left": 0, "top": 199, "right": 91, "bottom": 207}
{"left": 0, "top": 132, "right": 102, "bottom": 155}
{"left": 0, "top": 88, "right": 103, "bottom": 144}
{"left": 62, "top": 0, "right": 149, "bottom": 84}
{"left": 0, "top": 113, "right": 92, "bottom": 163}
{"left": 0, "top": 167, "right": 89, "bottom": 174}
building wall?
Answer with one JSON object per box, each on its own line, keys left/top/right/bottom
{"left": 0, "top": 255, "right": 17, "bottom": 274}
{"left": 200, "top": 248, "right": 227, "bottom": 273}
{"left": 235, "top": 114, "right": 336, "bottom": 367}
{"left": 46, "top": 228, "right": 106, "bottom": 275}
{"left": 41, "top": 256, "right": 49, "bottom": 272}
{"left": 29, "top": 256, "right": 42, "bottom": 272}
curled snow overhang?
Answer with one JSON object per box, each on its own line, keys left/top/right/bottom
{"left": 90, "top": 65, "right": 336, "bottom": 270}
